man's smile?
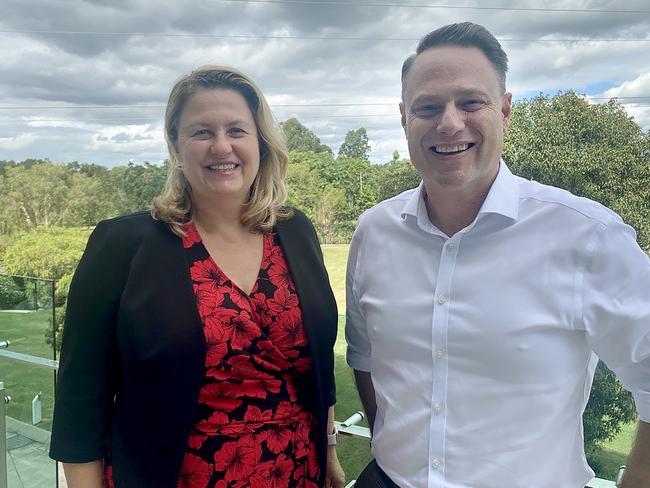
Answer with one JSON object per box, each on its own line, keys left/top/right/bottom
{"left": 430, "top": 143, "right": 475, "bottom": 155}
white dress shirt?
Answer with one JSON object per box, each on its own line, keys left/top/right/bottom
{"left": 346, "top": 162, "right": 650, "bottom": 488}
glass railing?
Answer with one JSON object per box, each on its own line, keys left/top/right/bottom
{"left": 1, "top": 274, "right": 59, "bottom": 488}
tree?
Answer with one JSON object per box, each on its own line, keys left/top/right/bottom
{"left": 0, "top": 162, "right": 72, "bottom": 231}
{"left": 285, "top": 162, "right": 324, "bottom": 221}
{"left": 374, "top": 159, "right": 421, "bottom": 202}
{"left": 583, "top": 362, "right": 637, "bottom": 474}
{"left": 313, "top": 186, "right": 348, "bottom": 244}
{"left": 286, "top": 150, "right": 375, "bottom": 242}
{"left": 313, "top": 156, "right": 377, "bottom": 228}
{"left": 2, "top": 227, "right": 91, "bottom": 279}
{"left": 61, "top": 171, "right": 116, "bottom": 227}
{"left": 109, "top": 161, "right": 167, "bottom": 214}
{"left": 0, "top": 159, "right": 17, "bottom": 176}
{"left": 338, "top": 128, "right": 371, "bottom": 161}
{"left": 280, "top": 118, "right": 332, "bottom": 154}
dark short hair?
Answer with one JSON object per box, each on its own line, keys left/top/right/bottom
{"left": 401, "top": 22, "right": 509, "bottom": 99}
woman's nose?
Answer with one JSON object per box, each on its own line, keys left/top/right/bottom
{"left": 210, "top": 133, "right": 232, "bottom": 155}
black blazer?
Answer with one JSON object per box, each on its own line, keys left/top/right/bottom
{"left": 49, "top": 209, "right": 338, "bottom": 487}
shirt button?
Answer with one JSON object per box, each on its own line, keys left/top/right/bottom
{"left": 446, "top": 242, "right": 455, "bottom": 251}
{"left": 436, "top": 349, "right": 445, "bottom": 359}
{"left": 434, "top": 404, "right": 444, "bottom": 414}
{"left": 432, "top": 458, "right": 442, "bottom": 469}
{"left": 437, "top": 295, "right": 446, "bottom": 305}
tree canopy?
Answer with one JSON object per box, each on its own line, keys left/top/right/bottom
{"left": 280, "top": 118, "right": 332, "bottom": 154}
{"left": 338, "top": 127, "right": 371, "bottom": 161}
{"left": 0, "top": 159, "right": 167, "bottom": 234}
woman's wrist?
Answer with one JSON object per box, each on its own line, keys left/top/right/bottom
{"left": 327, "top": 424, "right": 339, "bottom": 446}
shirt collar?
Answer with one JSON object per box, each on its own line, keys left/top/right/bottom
{"left": 477, "top": 160, "right": 519, "bottom": 222}
{"left": 401, "top": 160, "right": 520, "bottom": 226}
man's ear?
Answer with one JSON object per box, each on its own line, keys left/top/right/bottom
{"left": 501, "top": 92, "right": 513, "bottom": 134}
{"left": 399, "top": 101, "right": 407, "bottom": 137}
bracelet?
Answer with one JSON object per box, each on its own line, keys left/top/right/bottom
{"left": 327, "top": 425, "right": 339, "bottom": 446}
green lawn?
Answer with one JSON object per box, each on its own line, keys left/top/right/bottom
{"left": 0, "top": 245, "right": 635, "bottom": 481}
{"left": 593, "top": 421, "right": 636, "bottom": 480}
{"left": 321, "top": 244, "right": 349, "bottom": 314}
{"left": 0, "top": 309, "right": 57, "bottom": 430}
{"left": 331, "top": 315, "right": 372, "bottom": 479}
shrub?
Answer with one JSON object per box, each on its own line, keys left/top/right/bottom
{"left": 2, "top": 227, "right": 91, "bottom": 279}
{"left": 0, "top": 275, "right": 28, "bottom": 309}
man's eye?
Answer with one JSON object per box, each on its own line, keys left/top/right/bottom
{"left": 463, "top": 100, "right": 485, "bottom": 111}
{"left": 412, "top": 106, "right": 441, "bottom": 118}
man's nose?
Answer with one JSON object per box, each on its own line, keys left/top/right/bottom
{"left": 436, "top": 105, "right": 466, "bottom": 135}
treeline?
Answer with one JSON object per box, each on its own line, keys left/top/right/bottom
{"left": 0, "top": 160, "right": 167, "bottom": 234}
{"left": 0, "top": 125, "right": 421, "bottom": 244}
{"left": 1, "top": 90, "right": 649, "bottom": 257}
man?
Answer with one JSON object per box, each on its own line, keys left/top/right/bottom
{"left": 345, "top": 22, "right": 650, "bottom": 488}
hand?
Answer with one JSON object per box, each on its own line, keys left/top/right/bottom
{"left": 325, "top": 446, "right": 346, "bottom": 488}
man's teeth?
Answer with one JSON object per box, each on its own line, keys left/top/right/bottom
{"left": 208, "top": 163, "right": 237, "bottom": 170}
{"left": 434, "top": 144, "right": 470, "bottom": 154}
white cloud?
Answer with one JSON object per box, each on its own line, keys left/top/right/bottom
{"left": 370, "top": 135, "right": 409, "bottom": 164}
{"left": 0, "top": 133, "right": 38, "bottom": 150}
{"left": 603, "top": 72, "right": 650, "bottom": 98}
{"left": 623, "top": 104, "right": 650, "bottom": 129}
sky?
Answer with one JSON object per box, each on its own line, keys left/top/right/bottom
{"left": 1, "top": 0, "right": 650, "bottom": 166}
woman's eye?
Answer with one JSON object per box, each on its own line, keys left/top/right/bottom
{"left": 229, "top": 127, "right": 246, "bottom": 135}
{"left": 192, "top": 129, "right": 211, "bottom": 137}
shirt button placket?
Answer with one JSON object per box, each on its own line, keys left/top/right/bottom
{"left": 429, "top": 238, "right": 458, "bottom": 486}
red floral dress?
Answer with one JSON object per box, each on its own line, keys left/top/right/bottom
{"left": 105, "top": 224, "right": 320, "bottom": 488}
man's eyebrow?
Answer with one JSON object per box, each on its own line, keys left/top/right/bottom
{"left": 457, "top": 89, "right": 490, "bottom": 98}
{"left": 409, "top": 95, "right": 443, "bottom": 105}
{"left": 411, "top": 89, "right": 490, "bottom": 103}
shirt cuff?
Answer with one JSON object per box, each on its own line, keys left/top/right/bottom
{"left": 346, "top": 348, "right": 371, "bottom": 372}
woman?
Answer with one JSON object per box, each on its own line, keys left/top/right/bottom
{"left": 49, "top": 66, "right": 345, "bottom": 488}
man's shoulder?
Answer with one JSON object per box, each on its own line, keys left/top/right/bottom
{"left": 516, "top": 177, "right": 623, "bottom": 228}
{"left": 357, "top": 186, "right": 420, "bottom": 227}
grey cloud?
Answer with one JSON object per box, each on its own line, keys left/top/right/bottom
{"left": 2, "top": 0, "right": 649, "bottom": 166}
{"left": 111, "top": 132, "right": 130, "bottom": 142}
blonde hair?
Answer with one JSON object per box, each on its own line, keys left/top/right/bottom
{"left": 151, "top": 65, "right": 291, "bottom": 236}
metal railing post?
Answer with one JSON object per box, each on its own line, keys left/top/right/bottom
{"left": 1, "top": 381, "right": 9, "bottom": 488}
